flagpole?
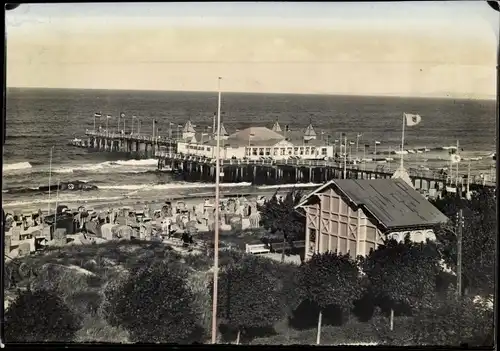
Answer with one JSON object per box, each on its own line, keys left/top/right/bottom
{"left": 374, "top": 141, "right": 377, "bottom": 158}
{"left": 363, "top": 145, "right": 366, "bottom": 171}
{"left": 401, "top": 113, "right": 405, "bottom": 169}
{"left": 47, "top": 146, "right": 54, "bottom": 216}
{"left": 54, "top": 178, "right": 60, "bottom": 232}
{"left": 152, "top": 119, "right": 156, "bottom": 154}
{"left": 466, "top": 161, "right": 471, "bottom": 196}
{"left": 212, "top": 76, "right": 222, "bottom": 344}
{"left": 93, "top": 113, "right": 96, "bottom": 131}
{"left": 455, "top": 140, "right": 459, "bottom": 186}
{"left": 356, "top": 134, "right": 360, "bottom": 160}
{"left": 343, "top": 135, "right": 347, "bottom": 179}
{"left": 388, "top": 146, "right": 392, "bottom": 172}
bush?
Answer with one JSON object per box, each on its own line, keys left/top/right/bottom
{"left": 296, "top": 252, "right": 362, "bottom": 344}
{"left": 410, "top": 296, "right": 494, "bottom": 346}
{"left": 5, "top": 289, "right": 81, "bottom": 342}
{"left": 214, "top": 255, "right": 299, "bottom": 343}
{"left": 104, "top": 260, "right": 203, "bottom": 343}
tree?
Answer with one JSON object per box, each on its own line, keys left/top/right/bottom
{"left": 432, "top": 189, "right": 495, "bottom": 296}
{"left": 5, "top": 289, "right": 81, "bottom": 342}
{"left": 296, "top": 252, "right": 362, "bottom": 344}
{"left": 104, "top": 261, "right": 202, "bottom": 344}
{"left": 258, "top": 189, "right": 306, "bottom": 262}
{"left": 360, "top": 236, "right": 442, "bottom": 329}
{"left": 214, "top": 255, "right": 299, "bottom": 344}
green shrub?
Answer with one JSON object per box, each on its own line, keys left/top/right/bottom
{"left": 104, "top": 260, "right": 203, "bottom": 343}
{"left": 213, "top": 255, "right": 299, "bottom": 343}
{"left": 410, "top": 296, "right": 493, "bottom": 346}
{"left": 5, "top": 289, "right": 81, "bottom": 342}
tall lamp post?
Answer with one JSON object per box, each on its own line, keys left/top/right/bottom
{"left": 211, "top": 76, "right": 223, "bottom": 344}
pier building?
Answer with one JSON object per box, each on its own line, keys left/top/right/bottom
{"left": 177, "top": 122, "right": 335, "bottom": 161}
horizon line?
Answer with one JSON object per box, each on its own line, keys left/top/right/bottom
{"left": 6, "top": 86, "right": 496, "bottom": 102}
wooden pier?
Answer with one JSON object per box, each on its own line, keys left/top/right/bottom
{"left": 156, "top": 151, "right": 495, "bottom": 192}
{"left": 84, "top": 130, "right": 178, "bottom": 156}
{"left": 73, "top": 130, "right": 495, "bottom": 192}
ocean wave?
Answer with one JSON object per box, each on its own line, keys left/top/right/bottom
{"left": 257, "top": 183, "right": 322, "bottom": 190}
{"left": 98, "top": 182, "right": 252, "bottom": 191}
{"left": 3, "top": 161, "right": 33, "bottom": 172}
{"left": 4, "top": 159, "right": 162, "bottom": 175}
{"left": 2, "top": 195, "right": 127, "bottom": 209}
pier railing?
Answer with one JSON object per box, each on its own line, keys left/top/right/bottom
{"left": 85, "top": 130, "right": 177, "bottom": 143}
{"left": 154, "top": 151, "right": 496, "bottom": 187}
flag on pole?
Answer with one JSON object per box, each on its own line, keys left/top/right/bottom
{"left": 349, "top": 141, "right": 355, "bottom": 145}
{"left": 169, "top": 122, "right": 174, "bottom": 126}
{"left": 94, "top": 112, "right": 102, "bottom": 118}
{"left": 120, "top": 112, "right": 125, "bottom": 118}
{"left": 178, "top": 124, "right": 183, "bottom": 128}
{"left": 106, "top": 115, "right": 112, "bottom": 119}
{"left": 375, "top": 141, "right": 381, "bottom": 145}
{"left": 357, "top": 133, "right": 362, "bottom": 138}
{"left": 404, "top": 113, "right": 422, "bottom": 126}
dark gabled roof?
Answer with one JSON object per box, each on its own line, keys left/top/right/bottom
{"left": 296, "top": 179, "right": 449, "bottom": 230}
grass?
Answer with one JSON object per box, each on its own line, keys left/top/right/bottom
{"left": 5, "top": 239, "right": 252, "bottom": 343}
{"left": 3, "top": 238, "right": 421, "bottom": 345}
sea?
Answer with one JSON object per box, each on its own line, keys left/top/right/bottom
{"left": 2, "top": 87, "right": 497, "bottom": 209}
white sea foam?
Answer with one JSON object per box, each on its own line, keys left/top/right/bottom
{"left": 99, "top": 182, "right": 252, "bottom": 191}
{"left": 3, "top": 162, "right": 32, "bottom": 172}
{"left": 257, "top": 183, "right": 322, "bottom": 190}
{"left": 51, "top": 159, "right": 159, "bottom": 174}
{"left": 2, "top": 195, "right": 126, "bottom": 208}
{"left": 114, "top": 159, "right": 158, "bottom": 166}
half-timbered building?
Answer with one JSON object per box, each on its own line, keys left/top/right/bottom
{"left": 295, "top": 178, "right": 449, "bottom": 260}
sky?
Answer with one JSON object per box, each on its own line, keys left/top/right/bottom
{"left": 5, "top": 2, "right": 500, "bottom": 99}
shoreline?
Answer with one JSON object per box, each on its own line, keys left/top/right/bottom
{"left": 1, "top": 185, "right": 311, "bottom": 214}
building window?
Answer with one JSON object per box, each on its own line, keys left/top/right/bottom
{"left": 265, "top": 148, "right": 271, "bottom": 156}
{"left": 309, "top": 228, "right": 317, "bottom": 252}
{"left": 207, "top": 147, "right": 211, "bottom": 151}
{"left": 299, "top": 147, "right": 304, "bottom": 155}
{"left": 311, "top": 147, "right": 316, "bottom": 154}
{"left": 259, "top": 148, "right": 264, "bottom": 156}
{"left": 272, "top": 148, "right": 277, "bottom": 156}
{"left": 305, "top": 147, "right": 310, "bottom": 155}
{"left": 294, "top": 147, "right": 298, "bottom": 155}
{"left": 280, "top": 148, "right": 285, "bottom": 156}
{"left": 252, "top": 148, "right": 258, "bottom": 156}
{"left": 245, "top": 148, "right": 250, "bottom": 156}
{"left": 321, "top": 147, "right": 327, "bottom": 155}
{"left": 288, "top": 148, "right": 293, "bottom": 155}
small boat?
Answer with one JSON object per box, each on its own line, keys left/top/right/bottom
{"left": 407, "top": 149, "right": 416, "bottom": 154}
{"left": 385, "top": 157, "right": 394, "bottom": 162}
{"left": 38, "top": 181, "right": 98, "bottom": 192}
{"left": 394, "top": 150, "right": 408, "bottom": 155}
{"left": 416, "top": 150, "right": 424, "bottom": 154}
